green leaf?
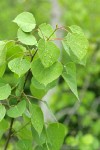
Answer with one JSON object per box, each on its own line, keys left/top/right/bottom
{"left": 31, "top": 76, "right": 45, "bottom": 90}
{"left": 0, "top": 119, "right": 9, "bottom": 139}
{"left": 0, "top": 41, "right": 6, "bottom": 66}
{"left": 30, "top": 77, "right": 57, "bottom": 99}
{"left": 31, "top": 59, "right": 63, "bottom": 86}
{"left": 30, "top": 84, "right": 46, "bottom": 99}
{"left": 0, "top": 105, "right": 6, "bottom": 122}
{"left": 31, "top": 126, "right": 47, "bottom": 145}
{"left": 17, "top": 28, "right": 37, "bottom": 45}
{"left": 8, "top": 58, "right": 30, "bottom": 77}
{"left": 0, "top": 84, "right": 11, "bottom": 100}
{"left": 62, "top": 25, "right": 89, "bottom": 61}
{"left": 0, "top": 63, "right": 6, "bottom": 77}
{"left": 38, "top": 23, "right": 56, "bottom": 40}
{"left": 29, "top": 103, "right": 44, "bottom": 135}
{"left": 34, "top": 146, "right": 44, "bottom": 150}
{"left": 15, "top": 76, "right": 25, "bottom": 97}
{"left": 6, "top": 41, "right": 25, "bottom": 61}
{"left": 62, "top": 63, "right": 79, "bottom": 100}
{"left": 7, "top": 100, "right": 26, "bottom": 118}
{"left": 16, "top": 125, "right": 32, "bottom": 140}
{"left": 38, "top": 39, "right": 60, "bottom": 68}
{"left": 35, "top": 145, "right": 49, "bottom": 150}
{"left": 69, "top": 25, "right": 84, "bottom": 35}
{"left": 13, "top": 12, "right": 36, "bottom": 32}
{"left": 31, "top": 76, "right": 57, "bottom": 91}
{"left": 16, "top": 139, "right": 32, "bottom": 150}
{"left": 47, "top": 123, "right": 66, "bottom": 150}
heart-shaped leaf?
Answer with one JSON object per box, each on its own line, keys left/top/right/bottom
{"left": 8, "top": 58, "right": 30, "bottom": 77}
{"left": 38, "top": 23, "right": 56, "bottom": 40}
{"left": 47, "top": 123, "right": 66, "bottom": 150}
{"left": 38, "top": 39, "right": 60, "bottom": 68}
{"left": 13, "top": 12, "right": 36, "bottom": 32}
{"left": 0, "top": 84, "right": 11, "bottom": 100}
{"left": 62, "top": 25, "right": 89, "bottom": 62}
{"left": 31, "top": 59, "right": 63, "bottom": 86}
{"left": 17, "top": 28, "right": 37, "bottom": 45}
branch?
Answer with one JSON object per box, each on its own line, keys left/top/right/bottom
{"left": 4, "top": 118, "right": 14, "bottom": 150}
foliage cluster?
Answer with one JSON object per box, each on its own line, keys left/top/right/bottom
{"left": 0, "top": 11, "right": 89, "bottom": 150}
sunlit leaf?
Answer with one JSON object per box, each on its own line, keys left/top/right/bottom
{"left": 17, "top": 28, "right": 37, "bottom": 45}
{"left": 0, "top": 84, "right": 11, "bottom": 100}
{"left": 0, "top": 41, "right": 6, "bottom": 66}
{"left": 31, "top": 59, "right": 63, "bottom": 86}
{"left": 13, "top": 12, "right": 36, "bottom": 32}
{"left": 38, "top": 23, "right": 56, "bottom": 40}
{"left": 38, "top": 39, "right": 60, "bottom": 67}
{"left": 8, "top": 58, "right": 30, "bottom": 77}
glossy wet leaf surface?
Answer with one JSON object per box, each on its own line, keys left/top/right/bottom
{"left": 38, "top": 39, "right": 60, "bottom": 68}
{"left": 31, "top": 59, "right": 63, "bottom": 86}
{"left": 8, "top": 58, "right": 30, "bottom": 77}
{"left": 38, "top": 23, "right": 56, "bottom": 40}
{"left": 62, "top": 25, "right": 89, "bottom": 61}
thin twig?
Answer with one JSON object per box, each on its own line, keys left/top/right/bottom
{"left": 47, "top": 27, "right": 58, "bottom": 41}
{"left": 11, "top": 121, "right": 31, "bottom": 137}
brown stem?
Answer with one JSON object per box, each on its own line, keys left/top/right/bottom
{"left": 4, "top": 118, "right": 14, "bottom": 150}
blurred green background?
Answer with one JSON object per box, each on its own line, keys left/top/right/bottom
{"left": 0, "top": 0, "right": 100, "bottom": 149}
